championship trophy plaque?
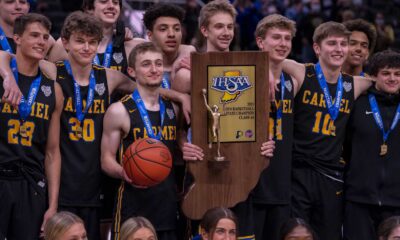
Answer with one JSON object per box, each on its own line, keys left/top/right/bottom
{"left": 182, "top": 51, "right": 270, "bottom": 219}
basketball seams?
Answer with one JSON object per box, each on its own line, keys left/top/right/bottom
{"left": 122, "top": 138, "right": 172, "bottom": 187}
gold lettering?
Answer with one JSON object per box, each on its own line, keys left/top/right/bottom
{"left": 302, "top": 90, "right": 311, "bottom": 104}
{"left": 133, "top": 128, "right": 141, "bottom": 140}
{"left": 2, "top": 103, "right": 12, "bottom": 113}
{"left": 64, "top": 97, "right": 74, "bottom": 112}
{"left": 35, "top": 102, "right": 44, "bottom": 118}
{"left": 310, "top": 92, "right": 319, "bottom": 106}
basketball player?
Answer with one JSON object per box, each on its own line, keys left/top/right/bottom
{"left": 0, "top": 11, "right": 191, "bottom": 239}
{"left": 252, "top": 14, "right": 297, "bottom": 240}
{"left": 143, "top": 2, "right": 196, "bottom": 92}
{"left": 0, "top": 0, "right": 67, "bottom": 106}
{"left": 172, "top": 0, "right": 236, "bottom": 94}
{"left": 0, "top": 13, "right": 63, "bottom": 239}
{"left": 101, "top": 42, "right": 182, "bottom": 240}
{"left": 343, "top": 50, "right": 400, "bottom": 240}
{"left": 281, "top": 21, "right": 375, "bottom": 239}
{"left": 342, "top": 19, "right": 377, "bottom": 76}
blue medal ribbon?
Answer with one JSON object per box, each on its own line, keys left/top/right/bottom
{"left": 315, "top": 62, "right": 343, "bottom": 121}
{"left": 93, "top": 41, "right": 113, "bottom": 68}
{"left": 11, "top": 58, "right": 42, "bottom": 120}
{"left": 276, "top": 73, "right": 286, "bottom": 120}
{"left": 132, "top": 89, "right": 165, "bottom": 140}
{"left": 368, "top": 94, "right": 400, "bottom": 143}
{"left": 161, "top": 72, "right": 171, "bottom": 89}
{"left": 360, "top": 71, "right": 365, "bottom": 77}
{"left": 64, "top": 60, "right": 96, "bottom": 122}
{"left": 0, "top": 26, "right": 12, "bottom": 53}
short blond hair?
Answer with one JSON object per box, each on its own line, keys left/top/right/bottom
{"left": 198, "top": 0, "right": 237, "bottom": 29}
{"left": 255, "top": 14, "right": 296, "bottom": 39}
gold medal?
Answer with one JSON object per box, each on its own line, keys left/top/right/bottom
{"left": 76, "top": 125, "right": 83, "bottom": 138}
{"left": 380, "top": 143, "right": 388, "bottom": 156}
{"left": 19, "top": 123, "right": 27, "bottom": 137}
{"left": 330, "top": 124, "right": 336, "bottom": 136}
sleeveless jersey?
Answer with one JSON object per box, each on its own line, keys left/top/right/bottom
{"left": 0, "top": 71, "right": 55, "bottom": 177}
{"left": 252, "top": 72, "right": 294, "bottom": 204}
{"left": 118, "top": 94, "right": 178, "bottom": 230}
{"left": 293, "top": 64, "right": 355, "bottom": 178}
{"left": 97, "top": 44, "right": 128, "bottom": 74}
{"left": 0, "top": 37, "right": 16, "bottom": 53}
{"left": 56, "top": 62, "right": 110, "bottom": 206}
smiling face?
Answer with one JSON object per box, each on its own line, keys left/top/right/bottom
{"left": 345, "top": 31, "right": 370, "bottom": 68}
{"left": 257, "top": 27, "right": 292, "bottom": 63}
{"left": 201, "top": 11, "right": 234, "bottom": 52}
{"left": 128, "top": 50, "right": 163, "bottom": 88}
{"left": 375, "top": 67, "right": 400, "bottom": 94}
{"left": 147, "top": 16, "right": 182, "bottom": 55}
{"left": 313, "top": 35, "right": 349, "bottom": 69}
{"left": 62, "top": 32, "right": 99, "bottom": 66}
{"left": 0, "top": 0, "right": 29, "bottom": 26}
{"left": 92, "top": 0, "right": 120, "bottom": 26}
{"left": 14, "top": 21, "right": 50, "bottom": 61}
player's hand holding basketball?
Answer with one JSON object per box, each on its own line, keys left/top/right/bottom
{"left": 182, "top": 142, "right": 204, "bottom": 161}
{"left": 261, "top": 136, "right": 275, "bottom": 158}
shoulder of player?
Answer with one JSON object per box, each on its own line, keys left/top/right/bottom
{"left": 178, "top": 44, "right": 196, "bottom": 57}
{"left": 38, "top": 60, "right": 57, "bottom": 80}
{"left": 106, "top": 101, "right": 129, "bottom": 118}
{"left": 124, "top": 38, "right": 146, "bottom": 53}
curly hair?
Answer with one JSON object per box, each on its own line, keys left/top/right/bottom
{"left": 343, "top": 19, "right": 377, "bottom": 52}
{"left": 368, "top": 50, "right": 400, "bottom": 76}
{"left": 61, "top": 11, "right": 103, "bottom": 42}
{"left": 142, "top": 3, "right": 185, "bottom": 31}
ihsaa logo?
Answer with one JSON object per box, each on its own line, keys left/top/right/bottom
{"left": 211, "top": 70, "right": 252, "bottom": 104}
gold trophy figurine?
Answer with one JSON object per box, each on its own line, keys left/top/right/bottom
{"left": 202, "top": 88, "right": 226, "bottom": 162}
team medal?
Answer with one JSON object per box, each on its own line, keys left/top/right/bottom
{"left": 315, "top": 63, "right": 343, "bottom": 136}
{"left": 76, "top": 124, "right": 83, "bottom": 138}
{"left": 19, "top": 122, "right": 28, "bottom": 137}
{"left": 368, "top": 94, "right": 400, "bottom": 157}
{"left": 64, "top": 60, "right": 96, "bottom": 139}
{"left": 380, "top": 143, "right": 388, "bottom": 156}
{"left": 10, "top": 58, "right": 42, "bottom": 135}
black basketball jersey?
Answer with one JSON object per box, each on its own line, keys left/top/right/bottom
{"left": 252, "top": 72, "right": 294, "bottom": 204}
{"left": 96, "top": 44, "right": 128, "bottom": 74}
{"left": 0, "top": 37, "right": 16, "bottom": 53}
{"left": 119, "top": 94, "right": 178, "bottom": 230}
{"left": 293, "top": 64, "right": 355, "bottom": 177}
{"left": 56, "top": 62, "right": 110, "bottom": 207}
{"left": 0, "top": 70, "right": 55, "bottom": 176}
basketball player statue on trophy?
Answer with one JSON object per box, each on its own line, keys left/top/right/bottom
{"left": 202, "top": 88, "right": 226, "bottom": 162}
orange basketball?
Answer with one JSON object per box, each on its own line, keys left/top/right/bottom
{"left": 122, "top": 138, "right": 172, "bottom": 187}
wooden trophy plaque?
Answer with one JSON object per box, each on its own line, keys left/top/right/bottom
{"left": 182, "top": 51, "right": 270, "bottom": 219}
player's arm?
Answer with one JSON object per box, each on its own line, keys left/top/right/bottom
{"left": 353, "top": 76, "right": 374, "bottom": 99}
{"left": 41, "top": 82, "right": 64, "bottom": 231}
{"left": 107, "top": 69, "right": 192, "bottom": 123}
{"left": 172, "top": 64, "right": 191, "bottom": 94}
{"left": 124, "top": 38, "right": 146, "bottom": 57}
{"left": 282, "top": 59, "right": 306, "bottom": 93}
{"left": 0, "top": 50, "right": 21, "bottom": 107}
{"left": 100, "top": 102, "right": 132, "bottom": 182}
{"left": 46, "top": 36, "right": 68, "bottom": 62}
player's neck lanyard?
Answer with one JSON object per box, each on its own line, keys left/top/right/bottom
{"left": 93, "top": 41, "right": 113, "bottom": 68}
{"left": 368, "top": 93, "right": 400, "bottom": 144}
{"left": 11, "top": 58, "right": 42, "bottom": 121}
{"left": 274, "top": 73, "right": 286, "bottom": 139}
{"left": 360, "top": 71, "right": 365, "bottom": 77}
{"left": 0, "top": 26, "right": 12, "bottom": 53}
{"left": 132, "top": 89, "right": 165, "bottom": 140}
{"left": 315, "top": 62, "right": 343, "bottom": 121}
{"left": 161, "top": 72, "right": 171, "bottom": 89}
{"left": 64, "top": 60, "right": 96, "bottom": 122}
